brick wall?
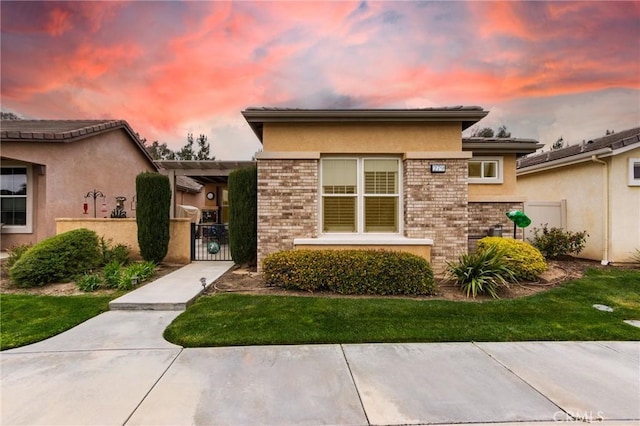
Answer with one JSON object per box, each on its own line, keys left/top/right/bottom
{"left": 257, "top": 159, "right": 318, "bottom": 270}
{"left": 468, "top": 202, "right": 525, "bottom": 252}
{"left": 404, "top": 159, "right": 468, "bottom": 275}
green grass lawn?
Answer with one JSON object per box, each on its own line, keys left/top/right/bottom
{"left": 164, "top": 268, "right": 640, "bottom": 347}
{"left": 0, "top": 294, "right": 113, "bottom": 350}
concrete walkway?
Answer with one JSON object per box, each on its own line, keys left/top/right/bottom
{"left": 109, "top": 261, "right": 235, "bottom": 310}
{"left": 2, "top": 262, "right": 639, "bottom": 425}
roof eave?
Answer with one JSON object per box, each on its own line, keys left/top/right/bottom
{"left": 463, "top": 141, "right": 543, "bottom": 156}
{"left": 242, "top": 108, "right": 489, "bottom": 142}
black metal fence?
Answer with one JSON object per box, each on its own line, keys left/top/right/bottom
{"left": 191, "top": 223, "right": 232, "bottom": 261}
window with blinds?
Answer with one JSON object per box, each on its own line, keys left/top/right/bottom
{"left": 321, "top": 158, "right": 400, "bottom": 233}
{"left": 364, "top": 159, "right": 398, "bottom": 232}
{"left": 322, "top": 159, "right": 357, "bottom": 232}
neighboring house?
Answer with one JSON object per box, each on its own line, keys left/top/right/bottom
{"left": 0, "top": 120, "right": 158, "bottom": 250}
{"left": 156, "top": 160, "right": 256, "bottom": 225}
{"left": 175, "top": 175, "right": 204, "bottom": 207}
{"left": 517, "top": 127, "right": 640, "bottom": 264}
{"left": 242, "top": 107, "right": 541, "bottom": 273}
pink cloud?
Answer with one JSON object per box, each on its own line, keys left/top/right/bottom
{"left": 1, "top": 0, "right": 638, "bottom": 151}
{"left": 45, "top": 7, "right": 72, "bottom": 36}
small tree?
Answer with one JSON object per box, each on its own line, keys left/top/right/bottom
{"left": 136, "top": 172, "right": 171, "bottom": 263}
{"left": 195, "top": 134, "right": 214, "bottom": 160}
{"left": 228, "top": 166, "right": 257, "bottom": 265}
{"left": 176, "top": 134, "right": 196, "bottom": 160}
{"left": 495, "top": 125, "right": 511, "bottom": 138}
{"left": 552, "top": 137, "right": 564, "bottom": 150}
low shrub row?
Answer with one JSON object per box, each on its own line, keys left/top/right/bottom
{"left": 263, "top": 249, "right": 435, "bottom": 296}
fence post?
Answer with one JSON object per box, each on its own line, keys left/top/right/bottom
{"left": 190, "top": 222, "right": 196, "bottom": 261}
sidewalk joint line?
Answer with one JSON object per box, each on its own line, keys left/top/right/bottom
{"left": 472, "top": 342, "right": 574, "bottom": 421}
{"left": 339, "top": 344, "right": 371, "bottom": 426}
{"left": 123, "top": 347, "right": 184, "bottom": 425}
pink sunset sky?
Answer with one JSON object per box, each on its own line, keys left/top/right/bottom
{"left": 1, "top": 0, "right": 639, "bottom": 160}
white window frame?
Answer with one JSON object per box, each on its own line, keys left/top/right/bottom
{"left": 320, "top": 157, "right": 402, "bottom": 235}
{"left": 629, "top": 158, "right": 640, "bottom": 186}
{"left": 1, "top": 163, "right": 33, "bottom": 234}
{"left": 468, "top": 156, "right": 503, "bottom": 184}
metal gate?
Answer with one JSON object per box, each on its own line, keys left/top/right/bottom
{"left": 191, "top": 223, "right": 232, "bottom": 261}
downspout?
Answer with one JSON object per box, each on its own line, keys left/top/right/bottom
{"left": 591, "top": 155, "right": 609, "bottom": 265}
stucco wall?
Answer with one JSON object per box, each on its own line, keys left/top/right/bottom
{"left": 55, "top": 218, "right": 191, "bottom": 264}
{"left": 609, "top": 150, "right": 640, "bottom": 261}
{"left": 1, "top": 129, "right": 156, "bottom": 251}
{"left": 175, "top": 190, "right": 204, "bottom": 210}
{"left": 517, "top": 162, "right": 603, "bottom": 261}
{"left": 263, "top": 122, "right": 462, "bottom": 153}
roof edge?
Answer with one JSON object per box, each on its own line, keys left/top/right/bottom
{"left": 0, "top": 119, "right": 158, "bottom": 172}
{"left": 242, "top": 107, "right": 489, "bottom": 142}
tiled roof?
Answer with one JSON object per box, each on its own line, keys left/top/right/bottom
{"left": 0, "top": 119, "right": 157, "bottom": 170}
{"left": 176, "top": 176, "right": 203, "bottom": 193}
{"left": 517, "top": 127, "right": 640, "bottom": 169}
{"left": 0, "top": 119, "right": 142, "bottom": 142}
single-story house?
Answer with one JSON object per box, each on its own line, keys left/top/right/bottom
{"left": 0, "top": 120, "right": 158, "bottom": 250}
{"left": 517, "top": 127, "right": 640, "bottom": 264}
{"left": 242, "top": 107, "right": 542, "bottom": 273}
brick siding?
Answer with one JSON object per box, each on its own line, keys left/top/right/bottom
{"left": 403, "top": 159, "right": 468, "bottom": 275}
{"left": 468, "top": 202, "right": 525, "bottom": 252}
{"left": 257, "top": 159, "right": 318, "bottom": 270}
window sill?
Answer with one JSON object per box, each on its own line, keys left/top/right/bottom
{"left": 294, "top": 236, "right": 433, "bottom": 246}
{"left": 1, "top": 225, "right": 32, "bottom": 234}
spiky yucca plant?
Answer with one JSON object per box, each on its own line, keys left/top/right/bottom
{"left": 445, "top": 245, "right": 517, "bottom": 299}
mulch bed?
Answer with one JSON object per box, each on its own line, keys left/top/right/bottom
{"left": 208, "top": 257, "right": 621, "bottom": 301}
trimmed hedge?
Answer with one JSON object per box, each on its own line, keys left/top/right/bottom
{"left": 9, "top": 228, "right": 102, "bottom": 288}
{"left": 136, "top": 172, "right": 171, "bottom": 263}
{"left": 263, "top": 249, "right": 435, "bottom": 296}
{"left": 228, "top": 165, "right": 257, "bottom": 265}
{"left": 477, "top": 237, "right": 547, "bottom": 281}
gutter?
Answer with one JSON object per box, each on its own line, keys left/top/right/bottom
{"left": 591, "top": 155, "right": 610, "bottom": 265}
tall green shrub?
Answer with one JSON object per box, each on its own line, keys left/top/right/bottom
{"left": 228, "top": 165, "right": 257, "bottom": 265}
{"left": 136, "top": 172, "right": 171, "bottom": 263}
{"left": 9, "top": 228, "right": 102, "bottom": 287}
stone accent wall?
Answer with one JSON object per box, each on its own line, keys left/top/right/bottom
{"left": 404, "top": 159, "right": 468, "bottom": 275}
{"left": 468, "top": 202, "right": 525, "bottom": 252}
{"left": 257, "top": 159, "right": 318, "bottom": 270}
